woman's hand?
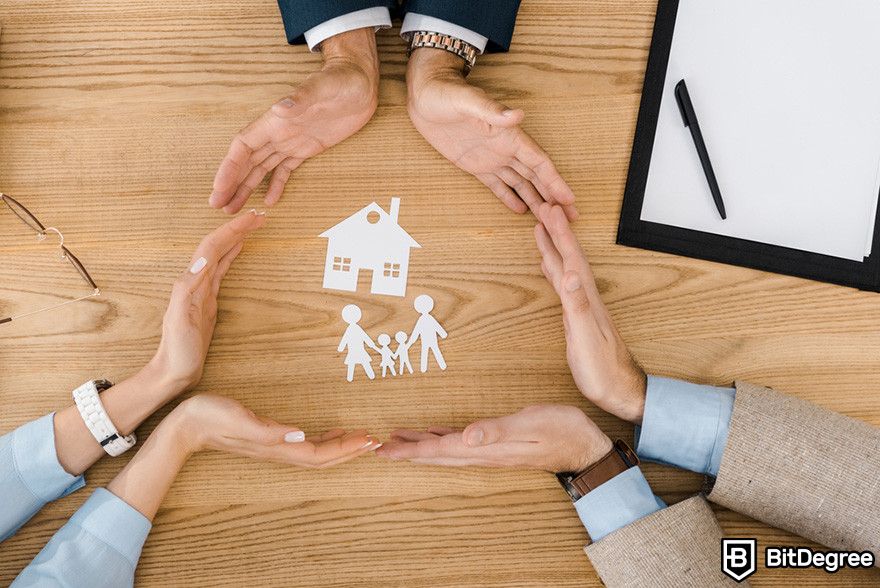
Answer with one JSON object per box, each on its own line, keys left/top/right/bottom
{"left": 170, "top": 395, "right": 381, "bottom": 467}
{"left": 53, "top": 212, "right": 266, "bottom": 476}
{"left": 376, "top": 404, "right": 611, "bottom": 473}
{"left": 108, "top": 394, "right": 380, "bottom": 520}
{"left": 147, "top": 211, "right": 266, "bottom": 395}
{"left": 536, "top": 204, "right": 647, "bottom": 424}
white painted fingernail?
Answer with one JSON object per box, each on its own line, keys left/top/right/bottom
{"left": 189, "top": 257, "right": 207, "bottom": 274}
{"left": 284, "top": 431, "right": 306, "bottom": 443}
{"left": 502, "top": 109, "right": 515, "bottom": 116}
{"left": 248, "top": 208, "right": 267, "bottom": 216}
{"left": 368, "top": 442, "right": 383, "bottom": 452}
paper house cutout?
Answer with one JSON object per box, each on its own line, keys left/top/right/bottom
{"left": 320, "top": 197, "right": 421, "bottom": 297}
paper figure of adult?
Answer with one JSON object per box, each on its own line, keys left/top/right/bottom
{"left": 338, "top": 304, "right": 379, "bottom": 382}
{"left": 408, "top": 295, "right": 447, "bottom": 372}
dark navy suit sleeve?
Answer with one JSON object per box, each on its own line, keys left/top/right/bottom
{"left": 401, "top": 0, "right": 522, "bottom": 52}
{"left": 276, "top": 0, "right": 397, "bottom": 45}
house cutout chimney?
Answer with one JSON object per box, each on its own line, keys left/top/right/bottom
{"left": 389, "top": 197, "right": 400, "bottom": 223}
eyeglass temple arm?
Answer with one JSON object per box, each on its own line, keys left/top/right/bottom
{"left": 0, "top": 290, "right": 101, "bottom": 326}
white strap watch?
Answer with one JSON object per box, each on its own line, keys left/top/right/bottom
{"left": 72, "top": 380, "right": 137, "bottom": 457}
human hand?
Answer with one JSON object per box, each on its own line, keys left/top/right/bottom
{"left": 377, "top": 404, "right": 611, "bottom": 473}
{"left": 146, "top": 211, "right": 266, "bottom": 396}
{"left": 108, "top": 394, "right": 379, "bottom": 520}
{"left": 535, "top": 204, "right": 647, "bottom": 424}
{"left": 210, "top": 27, "right": 380, "bottom": 214}
{"left": 170, "top": 395, "right": 380, "bottom": 466}
{"left": 406, "top": 48, "right": 577, "bottom": 220}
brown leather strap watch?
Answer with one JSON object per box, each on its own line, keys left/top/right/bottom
{"left": 556, "top": 440, "right": 640, "bottom": 502}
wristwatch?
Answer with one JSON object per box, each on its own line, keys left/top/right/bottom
{"left": 556, "top": 439, "right": 640, "bottom": 502}
{"left": 407, "top": 30, "right": 478, "bottom": 76}
{"left": 72, "top": 379, "right": 137, "bottom": 457}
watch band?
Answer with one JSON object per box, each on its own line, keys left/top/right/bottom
{"left": 72, "top": 380, "right": 137, "bottom": 457}
{"left": 556, "top": 439, "right": 640, "bottom": 502}
{"left": 407, "top": 30, "right": 478, "bottom": 75}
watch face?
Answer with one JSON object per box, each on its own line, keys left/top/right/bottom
{"left": 555, "top": 472, "right": 582, "bottom": 502}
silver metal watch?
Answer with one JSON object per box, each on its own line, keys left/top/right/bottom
{"left": 406, "top": 30, "right": 478, "bottom": 76}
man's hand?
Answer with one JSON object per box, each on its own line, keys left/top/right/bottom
{"left": 536, "top": 204, "right": 647, "bottom": 424}
{"left": 210, "top": 28, "right": 380, "bottom": 214}
{"left": 377, "top": 404, "right": 611, "bottom": 473}
{"left": 406, "top": 48, "right": 577, "bottom": 220}
{"left": 148, "top": 211, "right": 266, "bottom": 394}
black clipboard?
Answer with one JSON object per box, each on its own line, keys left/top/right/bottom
{"left": 616, "top": 0, "right": 880, "bottom": 292}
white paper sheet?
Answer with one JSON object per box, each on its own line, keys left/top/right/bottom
{"left": 640, "top": 0, "right": 880, "bottom": 261}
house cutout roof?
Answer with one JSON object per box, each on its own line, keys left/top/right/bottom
{"left": 320, "top": 199, "right": 421, "bottom": 249}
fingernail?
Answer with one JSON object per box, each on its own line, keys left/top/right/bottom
{"left": 361, "top": 437, "right": 379, "bottom": 450}
{"left": 466, "top": 428, "right": 484, "bottom": 446}
{"left": 284, "top": 431, "right": 306, "bottom": 443}
{"left": 368, "top": 442, "right": 383, "bottom": 452}
{"left": 502, "top": 109, "right": 515, "bottom": 116}
{"left": 248, "top": 208, "right": 267, "bottom": 217}
{"left": 277, "top": 97, "right": 295, "bottom": 108}
{"left": 189, "top": 257, "right": 207, "bottom": 274}
{"left": 565, "top": 275, "right": 582, "bottom": 292}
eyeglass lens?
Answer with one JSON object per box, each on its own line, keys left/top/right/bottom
{"left": 1, "top": 194, "right": 46, "bottom": 233}
{"left": 61, "top": 246, "right": 98, "bottom": 289}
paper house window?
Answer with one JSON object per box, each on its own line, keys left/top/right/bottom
{"left": 333, "top": 257, "right": 352, "bottom": 272}
{"left": 383, "top": 262, "right": 401, "bottom": 278}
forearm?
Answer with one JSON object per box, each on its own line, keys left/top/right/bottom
{"left": 53, "top": 360, "right": 181, "bottom": 476}
{"left": 407, "top": 46, "right": 467, "bottom": 91}
{"left": 707, "top": 382, "right": 880, "bottom": 561}
{"left": 585, "top": 496, "right": 738, "bottom": 587}
{"left": 107, "top": 411, "right": 191, "bottom": 521}
{"left": 320, "top": 27, "right": 379, "bottom": 80}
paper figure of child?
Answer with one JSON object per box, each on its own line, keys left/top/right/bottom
{"left": 394, "top": 331, "right": 413, "bottom": 375}
{"left": 338, "top": 304, "right": 379, "bottom": 382}
{"left": 377, "top": 333, "right": 397, "bottom": 378}
{"left": 408, "top": 294, "right": 448, "bottom": 372}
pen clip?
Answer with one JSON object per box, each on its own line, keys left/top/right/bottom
{"left": 674, "top": 79, "right": 691, "bottom": 127}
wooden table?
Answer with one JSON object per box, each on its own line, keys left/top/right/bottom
{"left": 1, "top": 1, "right": 878, "bottom": 586}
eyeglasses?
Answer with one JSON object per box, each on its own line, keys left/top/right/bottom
{"left": 1, "top": 193, "right": 100, "bottom": 325}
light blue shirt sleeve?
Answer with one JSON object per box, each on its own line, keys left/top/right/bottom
{"left": 572, "top": 466, "right": 666, "bottom": 541}
{"left": 0, "top": 413, "right": 86, "bottom": 542}
{"left": 635, "top": 376, "right": 736, "bottom": 477}
{"left": 12, "top": 488, "right": 152, "bottom": 587}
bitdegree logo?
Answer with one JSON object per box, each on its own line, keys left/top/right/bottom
{"left": 765, "top": 546, "right": 875, "bottom": 573}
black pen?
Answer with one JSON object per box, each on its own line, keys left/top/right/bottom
{"left": 674, "top": 79, "right": 727, "bottom": 220}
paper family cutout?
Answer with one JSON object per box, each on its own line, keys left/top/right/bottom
{"left": 337, "top": 295, "right": 447, "bottom": 382}
{"left": 320, "top": 197, "right": 420, "bottom": 298}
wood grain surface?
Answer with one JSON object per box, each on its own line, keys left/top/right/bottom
{"left": 1, "top": 1, "right": 878, "bottom": 586}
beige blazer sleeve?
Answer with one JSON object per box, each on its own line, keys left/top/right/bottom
{"left": 708, "top": 381, "right": 880, "bottom": 562}
{"left": 584, "top": 496, "right": 745, "bottom": 587}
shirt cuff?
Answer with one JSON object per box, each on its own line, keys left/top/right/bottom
{"left": 303, "top": 7, "right": 391, "bottom": 52}
{"left": 635, "top": 376, "right": 736, "bottom": 477}
{"left": 401, "top": 13, "right": 489, "bottom": 54}
{"left": 573, "top": 466, "right": 666, "bottom": 542}
{"left": 14, "top": 413, "right": 85, "bottom": 503}
{"left": 69, "top": 488, "right": 152, "bottom": 569}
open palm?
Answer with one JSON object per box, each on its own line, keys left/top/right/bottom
{"left": 408, "top": 73, "right": 577, "bottom": 219}
{"left": 210, "top": 62, "right": 378, "bottom": 214}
